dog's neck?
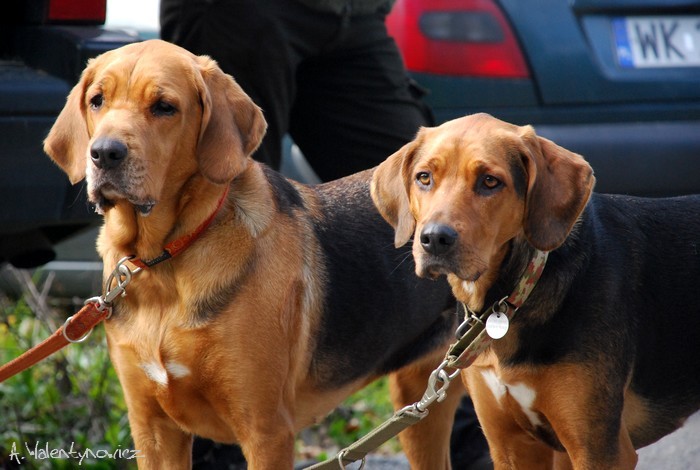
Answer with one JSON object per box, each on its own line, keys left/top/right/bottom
{"left": 484, "top": 238, "right": 539, "bottom": 308}
{"left": 449, "top": 237, "right": 537, "bottom": 312}
{"left": 462, "top": 222, "right": 586, "bottom": 325}
{"left": 97, "top": 175, "right": 230, "bottom": 265}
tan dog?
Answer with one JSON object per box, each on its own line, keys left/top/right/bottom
{"left": 372, "top": 113, "right": 700, "bottom": 469}
{"left": 44, "top": 39, "right": 465, "bottom": 469}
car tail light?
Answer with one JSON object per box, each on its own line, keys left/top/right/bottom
{"left": 386, "top": 0, "right": 529, "bottom": 78}
{"left": 47, "top": 0, "right": 106, "bottom": 24}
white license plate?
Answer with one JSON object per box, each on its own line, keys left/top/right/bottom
{"left": 613, "top": 16, "right": 700, "bottom": 68}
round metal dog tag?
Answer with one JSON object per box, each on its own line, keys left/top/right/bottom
{"left": 486, "top": 312, "right": 509, "bottom": 339}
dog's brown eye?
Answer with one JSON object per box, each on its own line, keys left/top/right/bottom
{"left": 416, "top": 171, "right": 432, "bottom": 187}
{"left": 482, "top": 175, "right": 502, "bottom": 190}
{"left": 89, "top": 93, "right": 104, "bottom": 110}
{"left": 151, "top": 100, "right": 177, "bottom": 117}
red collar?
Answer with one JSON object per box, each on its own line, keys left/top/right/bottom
{"left": 130, "top": 186, "right": 230, "bottom": 269}
{"left": 0, "top": 186, "right": 230, "bottom": 384}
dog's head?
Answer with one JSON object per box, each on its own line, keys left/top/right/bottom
{"left": 44, "top": 39, "right": 266, "bottom": 215}
{"left": 371, "top": 113, "right": 594, "bottom": 304}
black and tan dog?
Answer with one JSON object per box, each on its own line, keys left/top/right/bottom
{"left": 43, "top": 39, "right": 465, "bottom": 469}
{"left": 371, "top": 113, "right": 700, "bottom": 469}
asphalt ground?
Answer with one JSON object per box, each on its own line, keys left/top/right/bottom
{"left": 637, "top": 410, "right": 700, "bottom": 470}
{"left": 301, "top": 411, "right": 700, "bottom": 469}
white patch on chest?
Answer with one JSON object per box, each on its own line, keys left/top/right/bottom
{"left": 141, "top": 362, "right": 168, "bottom": 386}
{"left": 140, "top": 361, "right": 192, "bottom": 385}
{"left": 165, "top": 362, "right": 191, "bottom": 378}
{"left": 508, "top": 382, "right": 542, "bottom": 427}
{"left": 481, "top": 369, "right": 507, "bottom": 403}
{"left": 480, "top": 369, "right": 541, "bottom": 427}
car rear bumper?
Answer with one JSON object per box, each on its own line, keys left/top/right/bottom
{"left": 534, "top": 120, "right": 700, "bottom": 197}
{"left": 0, "top": 27, "right": 138, "bottom": 268}
{"left": 413, "top": 73, "right": 700, "bottom": 197}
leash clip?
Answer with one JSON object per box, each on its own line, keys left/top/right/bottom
{"left": 103, "top": 256, "right": 140, "bottom": 305}
{"left": 85, "top": 256, "right": 140, "bottom": 320}
{"left": 73, "top": 257, "right": 140, "bottom": 342}
{"left": 415, "top": 359, "right": 460, "bottom": 413}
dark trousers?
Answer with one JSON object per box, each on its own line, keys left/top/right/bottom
{"left": 160, "top": 0, "right": 432, "bottom": 181}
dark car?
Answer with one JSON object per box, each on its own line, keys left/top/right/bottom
{"left": 387, "top": 0, "right": 700, "bottom": 196}
{"left": 0, "top": 0, "right": 137, "bottom": 270}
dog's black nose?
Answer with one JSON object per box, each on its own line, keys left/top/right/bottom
{"left": 90, "top": 138, "right": 127, "bottom": 170}
{"left": 420, "top": 223, "right": 458, "bottom": 256}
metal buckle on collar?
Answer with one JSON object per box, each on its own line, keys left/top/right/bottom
{"left": 455, "top": 302, "right": 483, "bottom": 339}
{"left": 455, "top": 295, "right": 514, "bottom": 340}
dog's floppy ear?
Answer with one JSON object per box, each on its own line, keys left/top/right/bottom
{"left": 196, "top": 56, "right": 267, "bottom": 184}
{"left": 371, "top": 135, "right": 421, "bottom": 248}
{"left": 520, "top": 127, "right": 595, "bottom": 251}
{"left": 43, "top": 62, "right": 95, "bottom": 184}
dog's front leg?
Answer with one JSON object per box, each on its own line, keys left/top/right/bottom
{"left": 127, "top": 404, "right": 194, "bottom": 469}
{"left": 463, "top": 367, "right": 553, "bottom": 470}
{"left": 238, "top": 416, "right": 296, "bottom": 470}
{"left": 389, "top": 350, "right": 465, "bottom": 470}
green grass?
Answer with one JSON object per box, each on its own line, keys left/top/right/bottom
{"left": 0, "top": 273, "right": 401, "bottom": 468}
{"left": 296, "top": 377, "right": 400, "bottom": 462}
{"left": 0, "top": 295, "right": 133, "bottom": 469}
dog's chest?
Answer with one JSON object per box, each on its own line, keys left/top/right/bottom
{"left": 467, "top": 353, "right": 563, "bottom": 450}
{"left": 109, "top": 314, "right": 201, "bottom": 392}
{"left": 478, "top": 367, "right": 542, "bottom": 428}
{"left": 118, "top": 339, "right": 238, "bottom": 440}
{"left": 107, "top": 302, "right": 239, "bottom": 440}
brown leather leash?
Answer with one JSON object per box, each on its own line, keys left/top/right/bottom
{"left": 0, "top": 254, "right": 135, "bottom": 383}
{"left": 0, "top": 186, "right": 229, "bottom": 383}
{"left": 0, "top": 300, "right": 110, "bottom": 382}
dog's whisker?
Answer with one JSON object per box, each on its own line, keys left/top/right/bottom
{"left": 391, "top": 251, "right": 415, "bottom": 275}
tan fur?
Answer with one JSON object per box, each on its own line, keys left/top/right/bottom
{"left": 372, "top": 114, "right": 593, "bottom": 310}
{"left": 44, "top": 40, "right": 457, "bottom": 469}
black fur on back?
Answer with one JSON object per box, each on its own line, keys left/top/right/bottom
{"left": 308, "top": 170, "right": 456, "bottom": 388}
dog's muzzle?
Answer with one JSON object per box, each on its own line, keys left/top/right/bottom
{"left": 87, "top": 137, "right": 154, "bottom": 216}
{"left": 420, "top": 223, "right": 458, "bottom": 256}
{"left": 417, "top": 223, "right": 481, "bottom": 281}
{"left": 90, "top": 137, "right": 128, "bottom": 170}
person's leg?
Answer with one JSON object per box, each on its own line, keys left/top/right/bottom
{"left": 289, "top": 11, "right": 433, "bottom": 181}
{"left": 160, "top": 0, "right": 332, "bottom": 170}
